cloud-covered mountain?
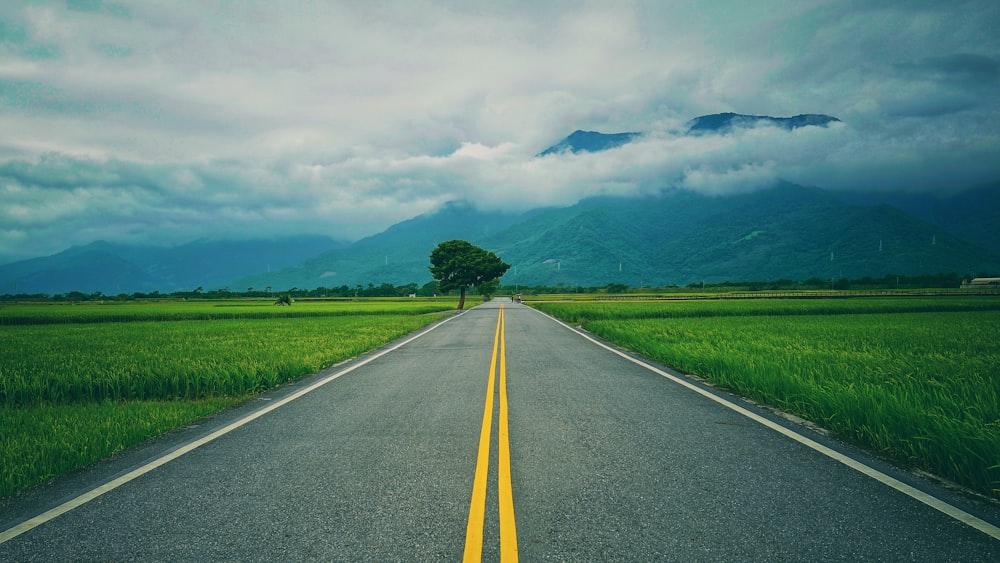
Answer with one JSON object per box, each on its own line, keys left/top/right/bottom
{"left": 686, "top": 113, "right": 841, "bottom": 134}
{"left": 537, "top": 130, "right": 642, "bottom": 156}
{"left": 485, "top": 183, "right": 997, "bottom": 287}
{"left": 3, "top": 3, "right": 999, "bottom": 264}
{"left": 4, "top": 182, "right": 997, "bottom": 295}
{"left": 193, "top": 185, "right": 1000, "bottom": 291}
{"left": 537, "top": 112, "right": 841, "bottom": 157}
{"left": 3, "top": 109, "right": 997, "bottom": 295}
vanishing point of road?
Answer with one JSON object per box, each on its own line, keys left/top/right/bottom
{"left": 2, "top": 300, "right": 998, "bottom": 561}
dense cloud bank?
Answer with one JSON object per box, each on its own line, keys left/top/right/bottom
{"left": 1, "top": 1, "right": 998, "bottom": 260}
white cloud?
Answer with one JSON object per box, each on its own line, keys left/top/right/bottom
{"left": 0, "top": 0, "right": 998, "bottom": 260}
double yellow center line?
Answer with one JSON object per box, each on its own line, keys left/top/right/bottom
{"left": 463, "top": 305, "right": 518, "bottom": 562}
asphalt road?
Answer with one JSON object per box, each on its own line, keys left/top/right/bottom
{"left": 1, "top": 299, "right": 998, "bottom": 561}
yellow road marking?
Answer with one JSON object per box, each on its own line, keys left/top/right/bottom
{"left": 464, "top": 305, "right": 518, "bottom": 562}
{"left": 498, "top": 307, "right": 518, "bottom": 561}
{"left": 463, "top": 307, "right": 501, "bottom": 561}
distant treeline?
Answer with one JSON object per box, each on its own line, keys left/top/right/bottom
{"left": 1, "top": 272, "right": 994, "bottom": 302}
{"left": 1, "top": 282, "right": 441, "bottom": 302}
{"left": 512, "top": 272, "right": 999, "bottom": 294}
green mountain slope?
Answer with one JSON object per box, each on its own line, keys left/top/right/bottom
{"left": 238, "top": 183, "right": 1000, "bottom": 291}
{"left": 233, "top": 201, "right": 529, "bottom": 290}
{"left": 643, "top": 189, "right": 990, "bottom": 285}
{"left": 835, "top": 182, "right": 1000, "bottom": 254}
{"left": 7, "top": 184, "right": 997, "bottom": 295}
{"left": 0, "top": 245, "right": 157, "bottom": 295}
{"left": 488, "top": 183, "right": 998, "bottom": 287}
{"left": 0, "top": 236, "right": 344, "bottom": 295}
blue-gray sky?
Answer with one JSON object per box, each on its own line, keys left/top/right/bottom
{"left": 2, "top": 0, "right": 999, "bottom": 261}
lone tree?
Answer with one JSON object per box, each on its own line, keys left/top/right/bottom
{"left": 429, "top": 240, "right": 510, "bottom": 310}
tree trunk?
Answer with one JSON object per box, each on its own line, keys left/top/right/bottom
{"left": 457, "top": 287, "right": 466, "bottom": 310}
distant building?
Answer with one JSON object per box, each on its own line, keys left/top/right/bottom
{"left": 961, "top": 277, "right": 1000, "bottom": 288}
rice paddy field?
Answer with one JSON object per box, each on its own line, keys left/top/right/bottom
{"left": 532, "top": 296, "right": 1000, "bottom": 499}
{"left": 0, "top": 298, "right": 458, "bottom": 498}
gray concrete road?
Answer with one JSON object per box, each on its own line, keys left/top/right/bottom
{"left": 1, "top": 299, "right": 998, "bottom": 561}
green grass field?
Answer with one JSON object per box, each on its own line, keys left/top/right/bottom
{"left": 533, "top": 297, "right": 1000, "bottom": 499}
{"left": 0, "top": 297, "right": 458, "bottom": 325}
{"left": 6, "top": 296, "right": 997, "bottom": 500}
{"left": 0, "top": 298, "right": 457, "bottom": 498}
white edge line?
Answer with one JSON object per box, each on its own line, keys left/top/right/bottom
{"left": 0, "top": 310, "right": 466, "bottom": 544}
{"left": 526, "top": 306, "right": 1000, "bottom": 541}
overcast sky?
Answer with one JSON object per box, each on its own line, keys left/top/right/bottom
{"left": 2, "top": 0, "right": 999, "bottom": 261}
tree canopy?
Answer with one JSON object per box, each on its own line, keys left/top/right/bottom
{"left": 428, "top": 240, "right": 510, "bottom": 309}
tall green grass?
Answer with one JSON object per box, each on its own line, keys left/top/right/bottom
{"left": 535, "top": 296, "right": 1000, "bottom": 322}
{"left": 1, "top": 399, "right": 239, "bottom": 497}
{"left": 534, "top": 298, "right": 1000, "bottom": 498}
{"left": 1, "top": 300, "right": 455, "bottom": 497}
{"left": 0, "top": 298, "right": 456, "bottom": 326}
{"left": 1, "top": 315, "right": 439, "bottom": 406}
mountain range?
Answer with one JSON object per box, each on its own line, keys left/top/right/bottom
{"left": 537, "top": 130, "right": 641, "bottom": 156}
{"left": 0, "top": 236, "right": 345, "bottom": 295}
{"left": 535, "top": 112, "right": 841, "bottom": 157}
{"left": 686, "top": 112, "right": 841, "bottom": 134}
{"left": 3, "top": 112, "right": 997, "bottom": 295}
{"left": 232, "top": 181, "right": 998, "bottom": 291}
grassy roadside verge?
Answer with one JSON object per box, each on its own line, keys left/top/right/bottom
{"left": 532, "top": 297, "right": 1000, "bottom": 499}
{"left": 1, "top": 398, "right": 240, "bottom": 497}
{"left": 1, "top": 299, "right": 456, "bottom": 498}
